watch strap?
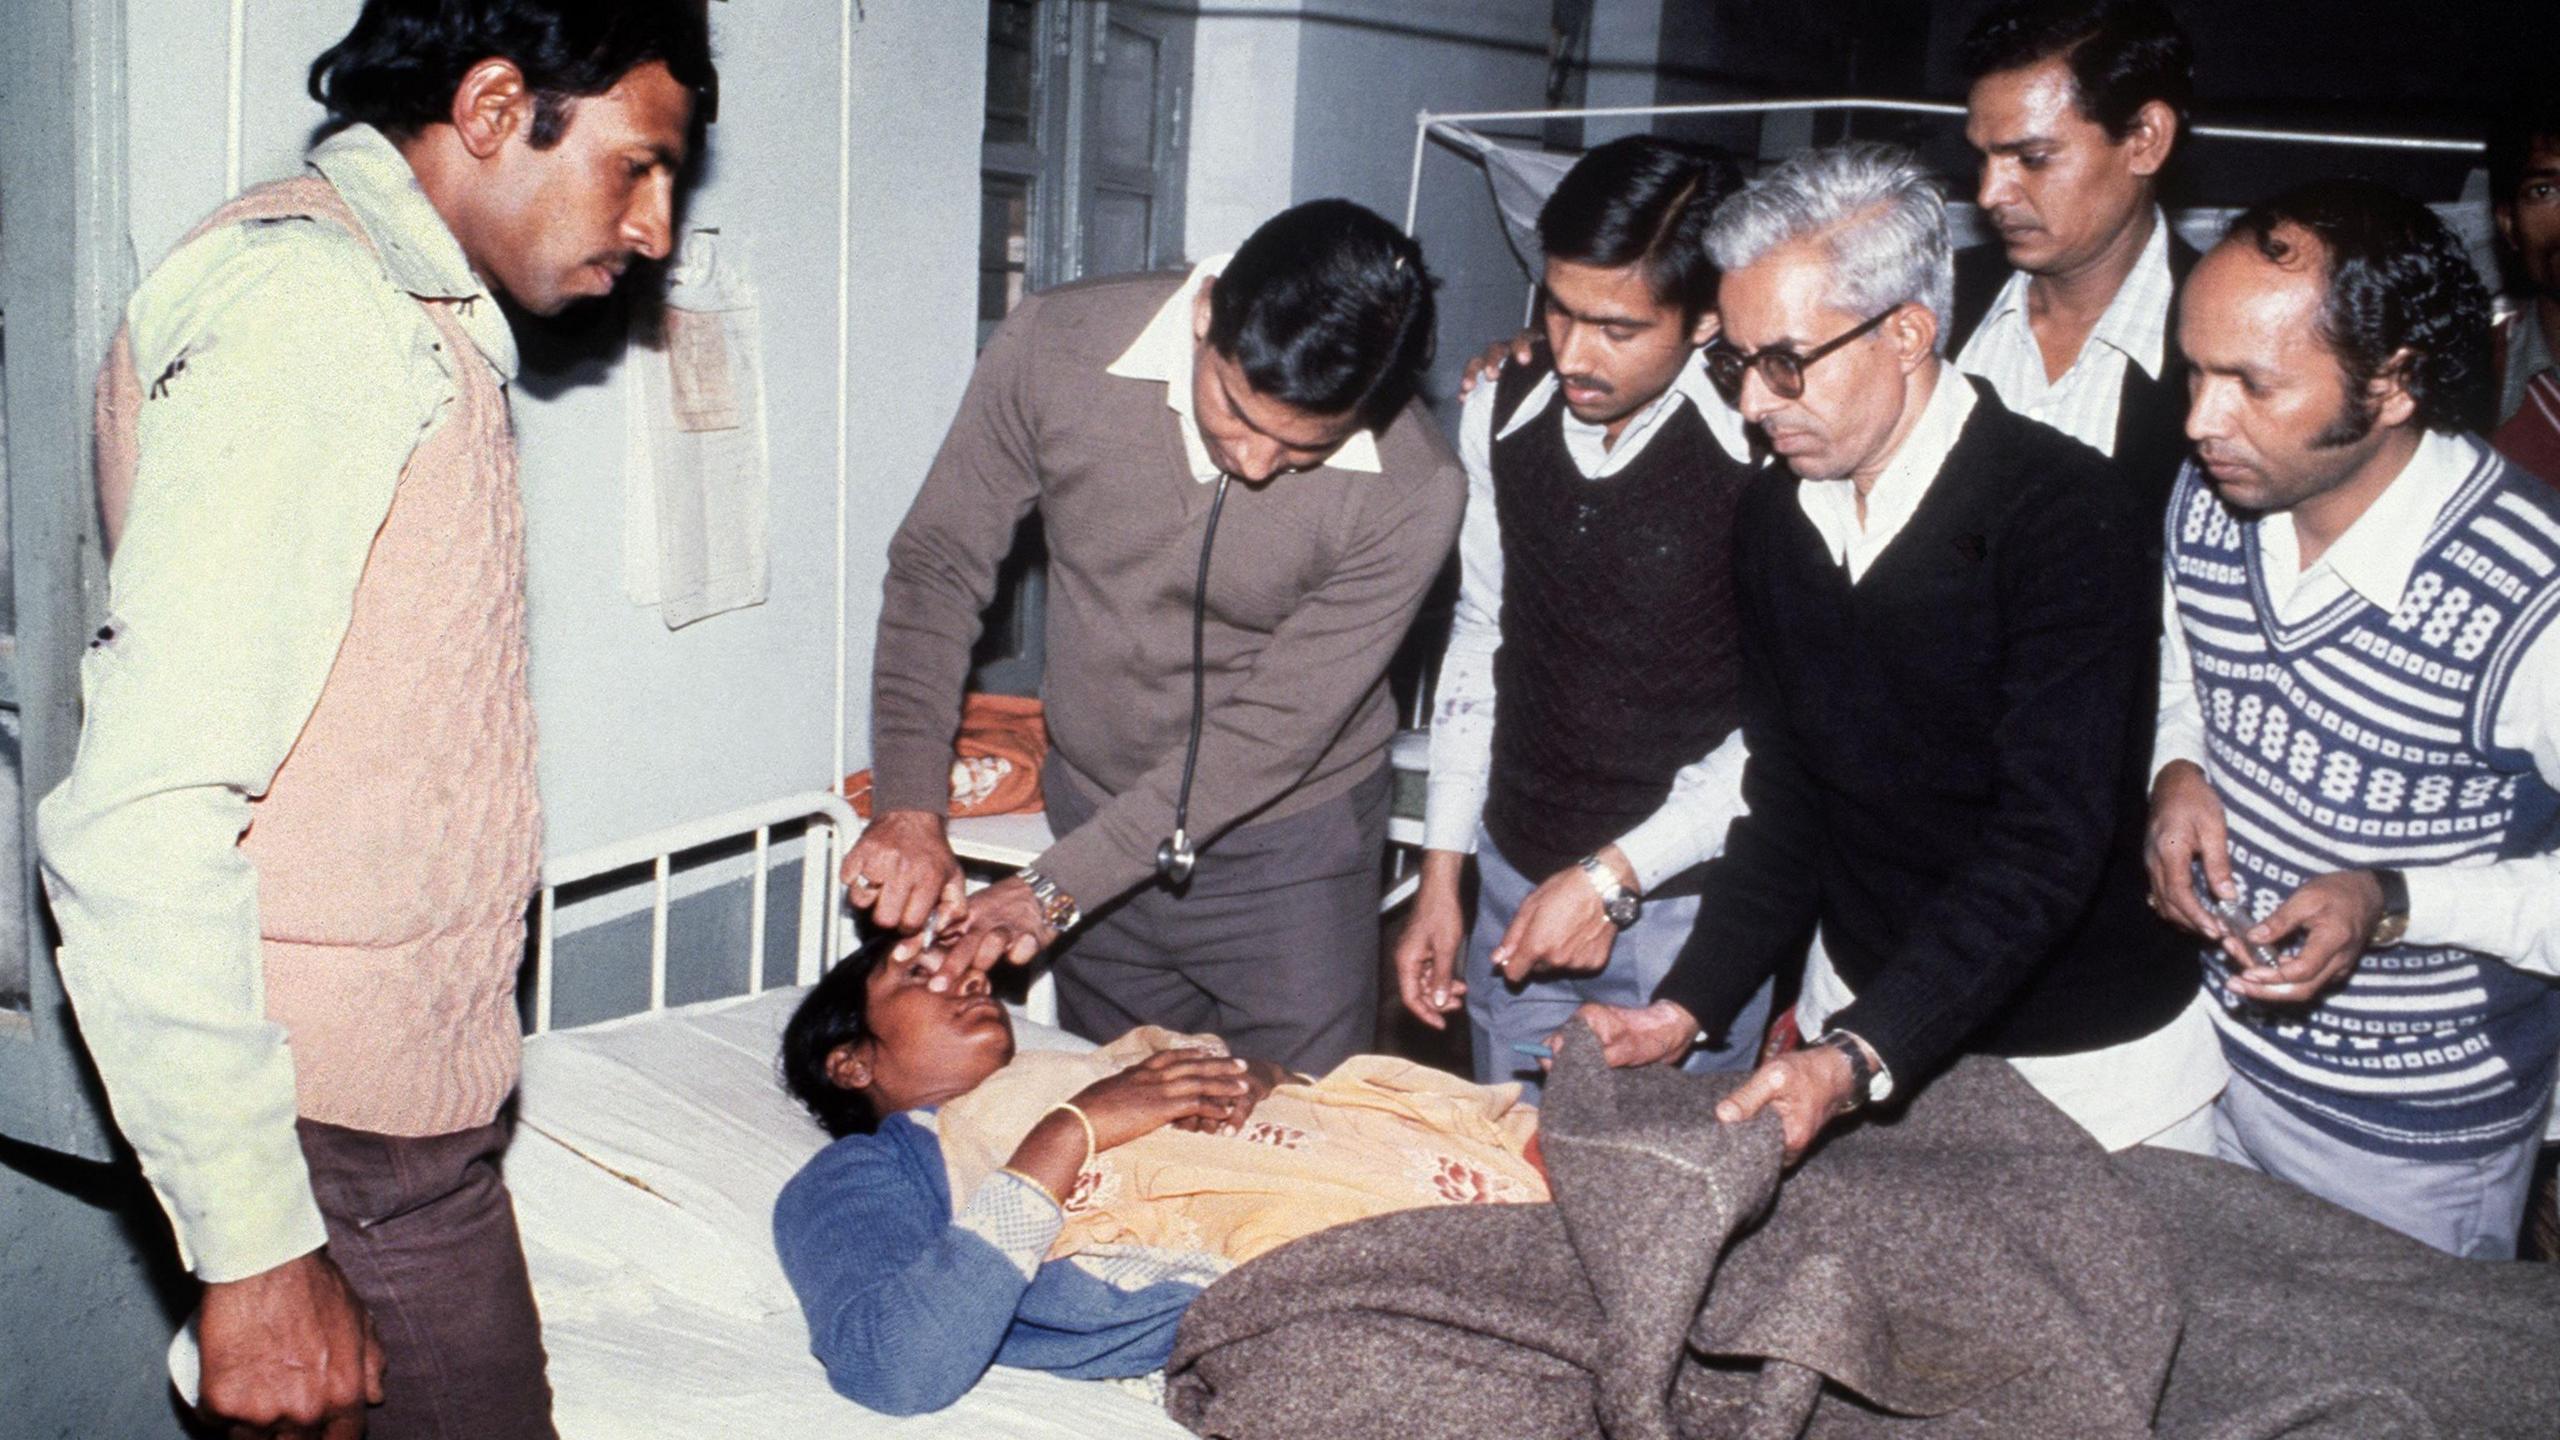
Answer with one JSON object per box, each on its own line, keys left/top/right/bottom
{"left": 2372, "top": 867, "right": 2409, "bottom": 920}
{"left": 1018, "top": 868, "right": 1080, "bottom": 934}
{"left": 1576, "top": 854, "right": 1640, "bottom": 928}
{"left": 1813, "top": 1029, "right": 1890, "bottom": 1108}
{"left": 2369, "top": 867, "right": 2410, "bottom": 947}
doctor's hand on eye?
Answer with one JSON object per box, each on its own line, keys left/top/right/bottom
{"left": 844, "top": 809, "right": 967, "bottom": 957}
{"left": 917, "top": 876, "right": 1055, "bottom": 992}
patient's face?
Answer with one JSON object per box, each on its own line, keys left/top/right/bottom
{"left": 840, "top": 954, "right": 1015, "bottom": 1115}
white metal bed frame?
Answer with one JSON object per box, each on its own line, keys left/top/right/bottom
{"left": 528, "top": 790, "right": 861, "bottom": 1035}
{"left": 1403, "top": 95, "right": 2486, "bottom": 233}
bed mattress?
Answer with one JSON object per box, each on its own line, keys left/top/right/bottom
{"left": 512, "top": 983, "right": 1193, "bottom": 1439}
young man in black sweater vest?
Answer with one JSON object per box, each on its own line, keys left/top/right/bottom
{"left": 1563, "top": 143, "right": 2211, "bottom": 1163}
{"left": 1395, "top": 137, "right": 1770, "bottom": 1097}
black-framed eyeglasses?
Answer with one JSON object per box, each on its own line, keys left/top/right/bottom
{"left": 1705, "top": 305, "right": 1899, "bottom": 402}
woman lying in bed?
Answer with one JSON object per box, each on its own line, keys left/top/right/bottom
{"left": 772, "top": 938, "right": 1545, "bottom": 1415}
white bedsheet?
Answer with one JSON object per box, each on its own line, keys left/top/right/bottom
{"left": 512, "top": 984, "right": 1193, "bottom": 1439}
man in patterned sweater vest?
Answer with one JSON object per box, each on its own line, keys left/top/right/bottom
{"left": 2149, "top": 179, "right": 2560, "bottom": 1258}
{"left": 1395, "top": 137, "right": 1771, "bottom": 1098}
{"left": 37, "top": 4, "right": 711, "bottom": 1435}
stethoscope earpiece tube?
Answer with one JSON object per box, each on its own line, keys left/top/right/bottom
{"left": 1159, "top": 471, "right": 1233, "bottom": 886}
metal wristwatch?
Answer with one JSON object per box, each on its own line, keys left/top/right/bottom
{"left": 1812, "top": 1029, "right": 1893, "bottom": 1108}
{"left": 2367, "top": 867, "right": 2411, "bottom": 949}
{"left": 1577, "top": 854, "right": 1641, "bottom": 929}
{"left": 1017, "top": 867, "right": 1081, "bottom": 935}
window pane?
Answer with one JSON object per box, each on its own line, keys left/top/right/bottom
{"left": 0, "top": 384, "right": 20, "bottom": 1011}
{"left": 980, "top": 174, "right": 1032, "bottom": 331}
{"left": 1086, "top": 188, "right": 1153, "bottom": 277}
{"left": 1093, "top": 21, "right": 1160, "bottom": 171}
{"left": 984, "top": 0, "right": 1040, "bottom": 147}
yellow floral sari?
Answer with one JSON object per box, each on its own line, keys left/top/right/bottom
{"left": 933, "top": 1028, "right": 1546, "bottom": 1266}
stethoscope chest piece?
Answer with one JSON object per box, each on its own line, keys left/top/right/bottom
{"left": 1156, "top": 829, "right": 1198, "bottom": 885}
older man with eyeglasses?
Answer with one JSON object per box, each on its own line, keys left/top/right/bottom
{"left": 1556, "top": 143, "right": 2208, "bottom": 1168}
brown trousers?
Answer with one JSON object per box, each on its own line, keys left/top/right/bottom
{"left": 298, "top": 1117, "right": 556, "bottom": 1439}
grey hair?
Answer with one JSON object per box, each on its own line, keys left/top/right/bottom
{"left": 1704, "top": 142, "right": 1954, "bottom": 351}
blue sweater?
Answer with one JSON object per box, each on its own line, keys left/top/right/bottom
{"left": 771, "top": 1112, "right": 1205, "bottom": 1415}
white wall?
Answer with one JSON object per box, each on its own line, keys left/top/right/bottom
{"left": 1583, "top": 0, "right": 1669, "bottom": 146}
{"left": 838, "top": 2, "right": 987, "bottom": 800}
{"left": 1187, "top": 0, "right": 1558, "bottom": 417}
{"left": 119, "top": 1, "right": 985, "bottom": 859}
{"left": 1184, "top": 0, "right": 1305, "bottom": 262}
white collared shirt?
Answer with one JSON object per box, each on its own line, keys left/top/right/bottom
{"left": 1955, "top": 208, "right": 2174, "bottom": 458}
{"left": 1422, "top": 350, "right": 1755, "bottom": 890}
{"left": 1102, "top": 255, "right": 1383, "bottom": 482}
{"left": 2154, "top": 429, "right": 2560, "bottom": 976}
{"left": 1788, "top": 362, "right": 2225, "bottom": 1150}
{"left": 1792, "top": 360, "right": 1980, "bottom": 578}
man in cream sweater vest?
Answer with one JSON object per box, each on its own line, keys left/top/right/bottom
{"left": 37, "top": 4, "right": 711, "bottom": 1436}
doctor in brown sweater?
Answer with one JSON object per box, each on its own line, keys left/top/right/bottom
{"left": 849, "top": 201, "right": 1463, "bottom": 1072}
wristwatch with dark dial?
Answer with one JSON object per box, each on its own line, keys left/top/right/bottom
{"left": 1577, "top": 854, "right": 1641, "bottom": 929}
{"left": 2368, "top": 868, "right": 2410, "bottom": 949}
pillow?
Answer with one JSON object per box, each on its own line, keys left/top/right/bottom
{"left": 513, "top": 985, "right": 1093, "bottom": 1323}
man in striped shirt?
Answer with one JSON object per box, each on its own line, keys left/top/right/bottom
{"left": 2148, "top": 179, "right": 2560, "bottom": 1257}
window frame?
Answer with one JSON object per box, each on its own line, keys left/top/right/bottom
{"left": 969, "top": 0, "right": 1193, "bottom": 699}
{"left": 0, "top": 0, "right": 129, "bottom": 1161}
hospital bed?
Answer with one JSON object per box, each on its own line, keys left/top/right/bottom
{"left": 507, "top": 790, "right": 1191, "bottom": 1438}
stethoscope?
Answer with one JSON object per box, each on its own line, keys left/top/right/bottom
{"left": 1157, "top": 469, "right": 1234, "bottom": 886}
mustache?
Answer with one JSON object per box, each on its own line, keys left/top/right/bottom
{"left": 1559, "top": 374, "right": 1615, "bottom": 396}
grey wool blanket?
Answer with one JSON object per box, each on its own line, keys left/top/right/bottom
{"left": 1164, "top": 1027, "right": 2560, "bottom": 1439}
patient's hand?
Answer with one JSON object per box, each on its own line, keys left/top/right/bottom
{"left": 844, "top": 809, "right": 966, "bottom": 956}
{"left": 1173, "top": 1059, "right": 1289, "bottom": 1135}
{"left": 1081, "top": 1050, "right": 1255, "bottom": 1144}
{"left": 1005, "top": 1050, "right": 1255, "bottom": 1201}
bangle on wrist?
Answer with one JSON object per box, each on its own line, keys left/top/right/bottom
{"left": 1045, "top": 1101, "right": 1097, "bottom": 1170}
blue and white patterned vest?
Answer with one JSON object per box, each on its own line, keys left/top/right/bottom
{"left": 2164, "top": 446, "right": 2560, "bottom": 1159}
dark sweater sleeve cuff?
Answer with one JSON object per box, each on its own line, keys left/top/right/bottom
{"left": 1649, "top": 927, "right": 1772, "bottom": 1045}
{"left": 1818, "top": 998, "right": 1931, "bottom": 1095}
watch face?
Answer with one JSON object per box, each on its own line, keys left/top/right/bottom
{"left": 1605, "top": 895, "right": 1640, "bottom": 927}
